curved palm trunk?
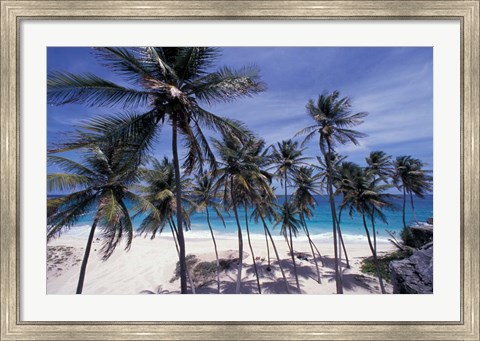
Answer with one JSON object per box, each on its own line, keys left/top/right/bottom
{"left": 336, "top": 207, "right": 350, "bottom": 268}
{"left": 370, "top": 214, "right": 377, "bottom": 253}
{"left": 402, "top": 186, "right": 407, "bottom": 229}
{"left": 371, "top": 177, "right": 378, "bottom": 252}
{"left": 301, "top": 214, "right": 321, "bottom": 283}
{"left": 169, "top": 218, "right": 196, "bottom": 294}
{"left": 361, "top": 213, "right": 386, "bottom": 294}
{"left": 76, "top": 217, "right": 99, "bottom": 294}
{"left": 288, "top": 226, "right": 301, "bottom": 293}
{"left": 409, "top": 191, "right": 418, "bottom": 223}
{"left": 245, "top": 204, "right": 261, "bottom": 294}
{"left": 325, "top": 140, "right": 343, "bottom": 294}
{"left": 168, "top": 219, "right": 180, "bottom": 253}
{"left": 172, "top": 115, "right": 188, "bottom": 294}
{"left": 264, "top": 227, "right": 271, "bottom": 268}
{"left": 261, "top": 217, "right": 290, "bottom": 293}
{"left": 231, "top": 178, "right": 244, "bottom": 294}
{"left": 285, "top": 172, "right": 300, "bottom": 292}
{"left": 206, "top": 208, "right": 221, "bottom": 294}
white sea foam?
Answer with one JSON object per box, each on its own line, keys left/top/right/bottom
{"left": 181, "top": 229, "right": 391, "bottom": 244}
{"left": 58, "top": 224, "right": 391, "bottom": 245}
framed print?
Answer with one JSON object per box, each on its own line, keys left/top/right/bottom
{"left": 1, "top": 1, "right": 479, "bottom": 340}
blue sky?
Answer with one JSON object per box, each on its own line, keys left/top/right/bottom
{"left": 47, "top": 47, "right": 433, "bottom": 193}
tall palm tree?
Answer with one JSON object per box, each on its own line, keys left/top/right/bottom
{"left": 190, "top": 173, "right": 225, "bottom": 293}
{"left": 48, "top": 47, "right": 265, "bottom": 293}
{"left": 242, "top": 195, "right": 262, "bottom": 294}
{"left": 250, "top": 192, "right": 291, "bottom": 293}
{"left": 318, "top": 152, "right": 351, "bottom": 269}
{"left": 333, "top": 160, "right": 363, "bottom": 269}
{"left": 47, "top": 139, "right": 145, "bottom": 294}
{"left": 392, "top": 156, "right": 433, "bottom": 229}
{"left": 270, "top": 139, "right": 309, "bottom": 292}
{"left": 365, "top": 151, "right": 392, "bottom": 251}
{"left": 291, "top": 166, "right": 324, "bottom": 283}
{"left": 296, "top": 90, "right": 367, "bottom": 294}
{"left": 135, "top": 157, "right": 197, "bottom": 293}
{"left": 274, "top": 202, "right": 303, "bottom": 293}
{"left": 340, "top": 167, "right": 392, "bottom": 294}
{"left": 213, "top": 134, "right": 273, "bottom": 293}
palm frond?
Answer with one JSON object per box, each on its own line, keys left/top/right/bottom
{"left": 47, "top": 173, "right": 93, "bottom": 192}
{"left": 48, "top": 71, "right": 153, "bottom": 108}
{"left": 47, "top": 155, "right": 98, "bottom": 178}
{"left": 93, "top": 47, "right": 163, "bottom": 85}
{"left": 175, "top": 47, "right": 221, "bottom": 81}
{"left": 47, "top": 190, "right": 97, "bottom": 240}
{"left": 188, "top": 65, "right": 266, "bottom": 104}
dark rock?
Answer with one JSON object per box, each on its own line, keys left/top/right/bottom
{"left": 389, "top": 242, "right": 433, "bottom": 294}
{"left": 427, "top": 217, "right": 433, "bottom": 225}
{"left": 410, "top": 225, "right": 433, "bottom": 246}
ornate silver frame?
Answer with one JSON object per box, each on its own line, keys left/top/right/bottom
{"left": 1, "top": 1, "right": 478, "bottom": 340}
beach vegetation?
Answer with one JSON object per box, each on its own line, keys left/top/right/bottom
{"left": 360, "top": 250, "right": 413, "bottom": 282}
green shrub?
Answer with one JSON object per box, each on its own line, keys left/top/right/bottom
{"left": 170, "top": 254, "right": 198, "bottom": 283}
{"left": 360, "top": 250, "right": 412, "bottom": 282}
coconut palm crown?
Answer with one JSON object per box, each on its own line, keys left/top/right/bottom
{"left": 339, "top": 166, "right": 393, "bottom": 293}
{"left": 47, "top": 138, "right": 145, "bottom": 293}
{"left": 392, "top": 155, "right": 432, "bottom": 229}
{"left": 366, "top": 150, "right": 392, "bottom": 184}
{"left": 296, "top": 90, "right": 368, "bottom": 294}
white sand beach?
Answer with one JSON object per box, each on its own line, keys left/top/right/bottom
{"left": 47, "top": 228, "right": 396, "bottom": 295}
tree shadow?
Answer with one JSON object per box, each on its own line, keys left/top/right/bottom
{"left": 139, "top": 285, "right": 179, "bottom": 294}
{"left": 321, "top": 269, "right": 382, "bottom": 293}
{"left": 139, "top": 253, "right": 378, "bottom": 295}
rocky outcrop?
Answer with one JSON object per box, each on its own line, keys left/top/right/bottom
{"left": 389, "top": 242, "right": 433, "bottom": 294}
{"left": 410, "top": 225, "right": 433, "bottom": 246}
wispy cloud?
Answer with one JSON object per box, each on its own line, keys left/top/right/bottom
{"left": 47, "top": 46, "right": 433, "bottom": 173}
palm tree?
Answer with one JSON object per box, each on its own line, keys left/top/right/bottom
{"left": 365, "top": 151, "right": 392, "bottom": 251}
{"left": 250, "top": 192, "right": 291, "bottom": 293}
{"left": 296, "top": 90, "right": 367, "bottom": 294}
{"left": 274, "top": 202, "right": 303, "bottom": 293}
{"left": 48, "top": 47, "right": 265, "bottom": 293}
{"left": 47, "top": 139, "right": 145, "bottom": 294}
{"left": 392, "top": 156, "right": 433, "bottom": 229}
{"left": 270, "top": 139, "right": 309, "bottom": 292}
{"left": 241, "top": 194, "right": 262, "bottom": 294}
{"left": 366, "top": 151, "right": 392, "bottom": 184}
{"left": 135, "top": 157, "right": 197, "bottom": 293}
{"left": 190, "top": 172, "right": 226, "bottom": 293}
{"left": 291, "top": 166, "right": 324, "bottom": 283}
{"left": 332, "top": 160, "right": 363, "bottom": 269}
{"left": 340, "top": 167, "right": 392, "bottom": 294}
{"left": 213, "top": 134, "right": 273, "bottom": 293}
{"left": 318, "top": 152, "right": 351, "bottom": 269}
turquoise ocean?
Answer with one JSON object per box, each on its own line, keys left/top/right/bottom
{"left": 49, "top": 194, "right": 433, "bottom": 244}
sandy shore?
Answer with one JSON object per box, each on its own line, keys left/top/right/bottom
{"left": 47, "top": 230, "right": 396, "bottom": 295}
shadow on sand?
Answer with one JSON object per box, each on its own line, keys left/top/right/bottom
{"left": 139, "top": 251, "right": 382, "bottom": 294}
